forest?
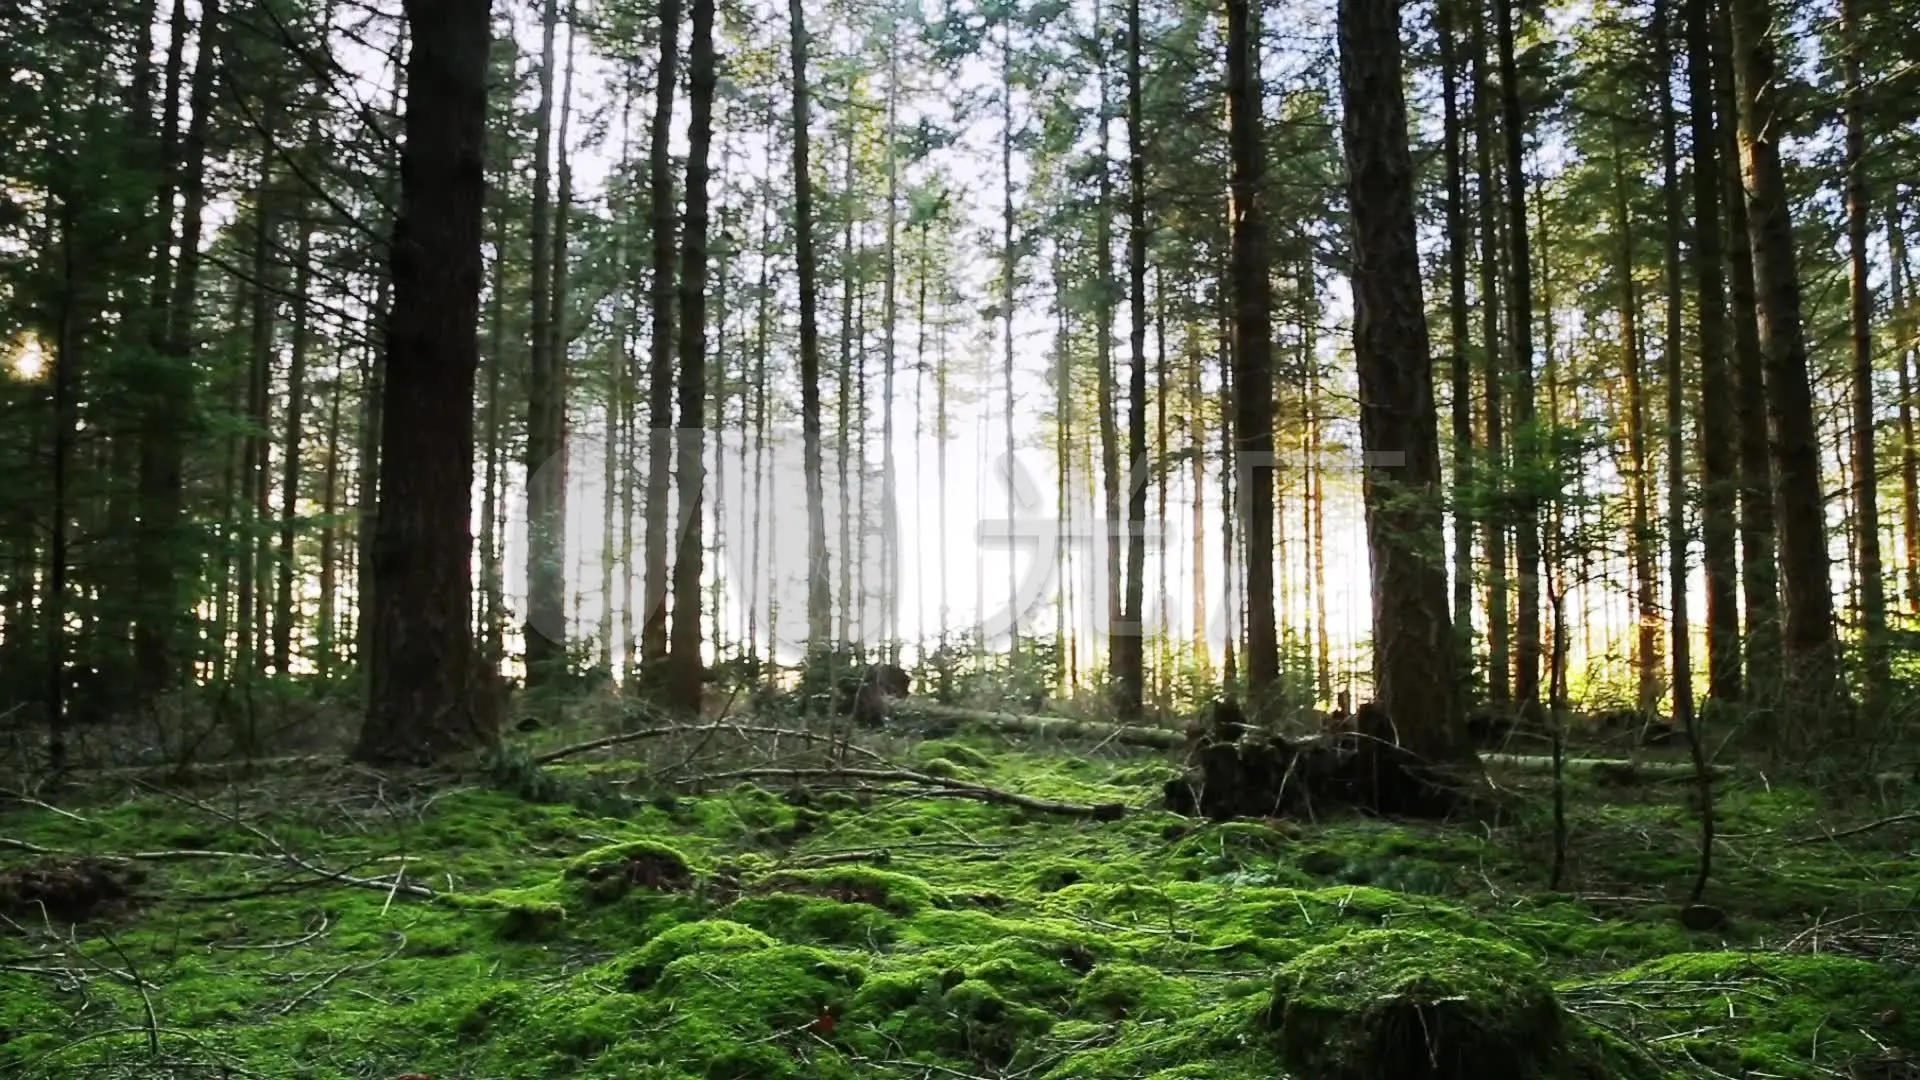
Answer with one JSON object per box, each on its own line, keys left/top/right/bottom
{"left": 4, "top": 0, "right": 1920, "bottom": 1071}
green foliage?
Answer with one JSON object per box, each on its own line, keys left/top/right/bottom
{"left": 3, "top": 737, "right": 1917, "bottom": 1080}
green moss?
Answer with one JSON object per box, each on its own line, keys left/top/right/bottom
{"left": 1, "top": 733, "right": 1915, "bottom": 1080}
{"left": 1265, "top": 928, "right": 1566, "bottom": 1080}
{"left": 616, "top": 919, "right": 777, "bottom": 990}
{"left": 915, "top": 740, "right": 994, "bottom": 769}
{"left": 1073, "top": 962, "right": 1194, "bottom": 1021}
{"left": 754, "top": 866, "right": 936, "bottom": 914}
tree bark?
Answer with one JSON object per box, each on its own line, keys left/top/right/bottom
{"left": 1687, "top": 0, "right": 1741, "bottom": 702}
{"left": 791, "top": 0, "right": 831, "bottom": 651}
{"left": 641, "top": 0, "right": 683, "bottom": 673}
{"left": 522, "top": 0, "right": 566, "bottom": 690}
{"left": 132, "top": 0, "right": 218, "bottom": 698}
{"left": 1437, "top": 0, "right": 1477, "bottom": 691}
{"left": 1716, "top": 10, "right": 1777, "bottom": 697}
{"left": 1841, "top": 0, "right": 1886, "bottom": 691}
{"left": 667, "top": 0, "right": 716, "bottom": 711}
{"left": 355, "top": 0, "right": 495, "bottom": 764}
{"left": 1493, "top": 0, "right": 1540, "bottom": 715}
{"left": 1225, "top": 0, "right": 1278, "bottom": 697}
{"left": 1116, "top": 0, "right": 1149, "bottom": 719}
{"left": 1727, "top": 0, "right": 1838, "bottom": 707}
{"left": 1337, "top": 0, "right": 1469, "bottom": 760}
{"left": 1891, "top": 206, "right": 1920, "bottom": 612}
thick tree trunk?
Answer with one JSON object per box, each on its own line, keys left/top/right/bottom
{"left": 1727, "top": 0, "right": 1839, "bottom": 708}
{"left": 1225, "top": 0, "right": 1279, "bottom": 697}
{"left": 1336, "top": 0, "right": 1469, "bottom": 761}
{"left": 354, "top": 0, "right": 495, "bottom": 764}
{"left": 1717, "top": 16, "right": 1778, "bottom": 696}
{"left": 666, "top": 0, "right": 716, "bottom": 711}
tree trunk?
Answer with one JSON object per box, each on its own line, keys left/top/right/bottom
{"left": 1494, "top": 0, "right": 1540, "bottom": 715}
{"left": 791, "top": 0, "right": 831, "bottom": 651}
{"left": 1116, "top": 0, "right": 1149, "bottom": 719}
{"left": 666, "top": 0, "right": 715, "bottom": 711}
{"left": 522, "top": 0, "right": 565, "bottom": 690}
{"left": 880, "top": 17, "right": 901, "bottom": 659}
{"left": 1891, "top": 206, "right": 1920, "bottom": 612}
{"left": 1657, "top": 0, "right": 1697, "bottom": 742}
{"left": 132, "top": 0, "right": 218, "bottom": 698}
{"left": 1614, "top": 129, "right": 1659, "bottom": 716}
{"left": 1687, "top": 0, "right": 1740, "bottom": 702}
{"left": 354, "top": 0, "right": 494, "bottom": 764}
{"left": 1841, "top": 0, "right": 1886, "bottom": 692}
{"left": 641, "top": 0, "right": 682, "bottom": 673}
{"left": 1336, "top": 0, "right": 1469, "bottom": 760}
{"left": 1225, "top": 0, "right": 1278, "bottom": 697}
{"left": 1717, "top": 11, "right": 1777, "bottom": 697}
{"left": 1471, "top": 4, "right": 1508, "bottom": 704}
{"left": 1727, "top": 0, "right": 1839, "bottom": 708}
{"left": 316, "top": 374, "right": 343, "bottom": 679}
{"left": 1094, "top": 0, "right": 1122, "bottom": 696}
{"left": 1438, "top": 0, "right": 1477, "bottom": 689}
{"left": 273, "top": 175, "right": 316, "bottom": 676}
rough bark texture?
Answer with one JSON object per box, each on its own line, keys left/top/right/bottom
{"left": 1716, "top": 10, "right": 1778, "bottom": 696}
{"left": 354, "top": 0, "right": 497, "bottom": 765}
{"left": 1727, "top": 0, "right": 1838, "bottom": 706}
{"left": 1337, "top": 0, "right": 1468, "bottom": 763}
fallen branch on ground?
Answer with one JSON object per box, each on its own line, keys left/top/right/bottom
{"left": 127, "top": 781, "right": 437, "bottom": 899}
{"left": 683, "top": 766, "right": 1127, "bottom": 819}
{"left": 533, "top": 722, "right": 887, "bottom": 766}
{"left": 892, "top": 701, "right": 1186, "bottom": 749}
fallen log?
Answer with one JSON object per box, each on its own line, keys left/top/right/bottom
{"left": 891, "top": 700, "right": 1725, "bottom": 783}
{"left": 889, "top": 700, "right": 1185, "bottom": 749}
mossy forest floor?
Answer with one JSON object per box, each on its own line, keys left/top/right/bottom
{"left": 3, "top": 725, "right": 1919, "bottom": 1080}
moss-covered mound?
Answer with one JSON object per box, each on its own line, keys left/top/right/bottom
{"left": 1264, "top": 928, "right": 1567, "bottom": 1080}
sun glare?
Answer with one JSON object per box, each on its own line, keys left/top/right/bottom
{"left": 9, "top": 335, "right": 46, "bottom": 381}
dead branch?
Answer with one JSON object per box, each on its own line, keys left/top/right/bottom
{"left": 684, "top": 766, "right": 1127, "bottom": 819}
{"left": 533, "top": 721, "right": 887, "bottom": 766}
